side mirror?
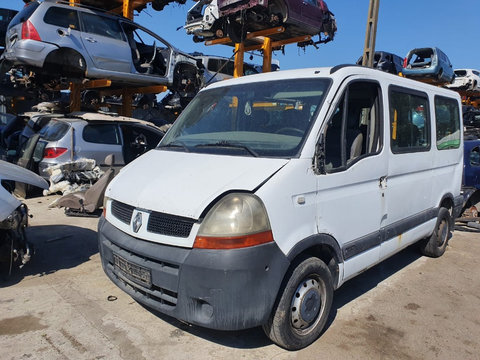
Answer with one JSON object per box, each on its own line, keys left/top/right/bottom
{"left": 314, "top": 133, "right": 326, "bottom": 175}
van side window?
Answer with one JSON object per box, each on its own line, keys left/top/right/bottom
{"left": 324, "top": 81, "right": 382, "bottom": 171}
{"left": 43, "top": 7, "right": 79, "bottom": 30}
{"left": 389, "top": 88, "right": 430, "bottom": 153}
{"left": 435, "top": 96, "right": 461, "bottom": 150}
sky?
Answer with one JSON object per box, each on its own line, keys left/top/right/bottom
{"left": 7, "top": 0, "right": 480, "bottom": 71}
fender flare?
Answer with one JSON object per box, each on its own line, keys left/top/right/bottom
{"left": 286, "top": 233, "right": 343, "bottom": 264}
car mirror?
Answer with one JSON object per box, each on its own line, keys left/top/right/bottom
{"left": 7, "top": 149, "right": 17, "bottom": 157}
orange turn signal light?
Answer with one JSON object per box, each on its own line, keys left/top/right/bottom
{"left": 193, "top": 230, "right": 274, "bottom": 249}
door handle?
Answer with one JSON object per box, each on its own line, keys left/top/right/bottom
{"left": 379, "top": 176, "right": 387, "bottom": 189}
{"left": 85, "top": 37, "right": 97, "bottom": 43}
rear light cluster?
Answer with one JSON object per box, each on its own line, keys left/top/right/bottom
{"left": 21, "top": 20, "right": 41, "bottom": 41}
{"left": 43, "top": 147, "right": 67, "bottom": 159}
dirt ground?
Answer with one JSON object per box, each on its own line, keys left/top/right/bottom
{"left": 0, "top": 195, "right": 479, "bottom": 360}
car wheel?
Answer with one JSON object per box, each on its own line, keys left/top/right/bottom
{"left": 263, "top": 256, "right": 333, "bottom": 350}
{"left": 419, "top": 207, "right": 451, "bottom": 258}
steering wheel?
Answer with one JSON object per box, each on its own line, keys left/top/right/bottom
{"left": 275, "top": 127, "right": 304, "bottom": 136}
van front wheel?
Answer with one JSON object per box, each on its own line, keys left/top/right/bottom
{"left": 263, "top": 256, "right": 333, "bottom": 350}
{"left": 419, "top": 207, "right": 451, "bottom": 258}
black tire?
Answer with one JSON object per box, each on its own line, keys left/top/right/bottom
{"left": 263, "top": 256, "right": 333, "bottom": 350}
{"left": 228, "top": 20, "right": 247, "bottom": 43}
{"left": 419, "top": 207, "right": 451, "bottom": 258}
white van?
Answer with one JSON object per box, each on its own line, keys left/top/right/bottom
{"left": 98, "top": 65, "right": 464, "bottom": 350}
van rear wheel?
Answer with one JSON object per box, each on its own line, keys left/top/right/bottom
{"left": 263, "top": 256, "right": 333, "bottom": 350}
{"left": 419, "top": 207, "right": 451, "bottom": 258}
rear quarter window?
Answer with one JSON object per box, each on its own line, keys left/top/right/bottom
{"left": 39, "top": 120, "right": 70, "bottom": 141}
{"left": 43, "top": 7, "right": 79, "bottom": 30}
{"left": 8, "top": 1, "right": 39, "bottom": 30}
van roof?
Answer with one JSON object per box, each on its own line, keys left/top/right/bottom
{"left": 202, "top": 65, "right": 461, "bottom": 99}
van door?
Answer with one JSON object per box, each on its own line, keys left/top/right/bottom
{"left": 317, "top": 80, "right": 386, "bottom": 280}
{"left": 380, "top": 86, "right": 433, "bottom": 259}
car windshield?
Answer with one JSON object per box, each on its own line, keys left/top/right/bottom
{"left": 455, "top": 70, "right": 467, "bottom": 77}
{"left": 159, "top": 78, "right": 330, "bottom": 158}
{"left": 39, "top": 119, "right": 70, "bottom": 141}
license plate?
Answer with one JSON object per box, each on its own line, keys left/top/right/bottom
{"left": 113, "top": 254, "right": 152, "bottom": 288}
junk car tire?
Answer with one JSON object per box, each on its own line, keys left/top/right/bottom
{"left": 263, "top": 256, "right": 333, "bottom": 350}
{"left": 228, "top": 20, "right": 247, "bottom": 43}
{"left": 419, "top": 207, "right": 451, "bottom": 258}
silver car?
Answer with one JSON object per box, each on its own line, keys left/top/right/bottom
{"left": 1, "top": 0, "right": 202, "bottom": 94}
{"left": 18, "top": 112, "right": 164, "bottom": 179}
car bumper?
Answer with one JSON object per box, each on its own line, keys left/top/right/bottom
{"left": 98, "top": 216, "right": 290, "bottom": 330}
{"left": 3, "top": 39, "right": 57, "bottom": 68}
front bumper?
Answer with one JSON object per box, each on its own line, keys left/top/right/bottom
{"left": 98, "top": 217, "right": 290, "bottom": 330}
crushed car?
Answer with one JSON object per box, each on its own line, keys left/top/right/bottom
{"left": 446, "top": 69, "right": 480, "bottom": 91}
{"left": 402, "top": 47, "right": 455, "bottom": 84}
{"left": 185, "top": 0, "right": 336, "bottom": 44}
{"left": 1, "top": 0, "right": 203, "bottom": 98}
{"left": 356, "top": 51, "right": 403, "bottom": 75}
{"left": 0, "top": 160, "right": 48, "bottom": 274}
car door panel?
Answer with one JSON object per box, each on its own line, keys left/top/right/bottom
{"left": 79, "top": 12, "right": 131, "bottom": 72}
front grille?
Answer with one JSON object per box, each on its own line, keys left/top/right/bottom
{"left": 147, "top": 211, "right": 195, "bottom": 238}
{"left": 111, "top": 200, "right": 134, "bottom": 224}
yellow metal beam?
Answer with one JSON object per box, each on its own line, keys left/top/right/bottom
{"left": 233, "top": 43, "right": 245, "bottom": 78}
{"left": 205, "top": 27, "right": 285, "bottom": 46}
{"left": 123, "top": 0, "right": 134, "bottom": 19}
{"left": 262, "top": 37, "right": 272, "bottom": 73}
{"left": 244, "top": 35, "right": 311, "bottom": 52}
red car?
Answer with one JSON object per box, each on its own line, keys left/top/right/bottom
{"left": 186, "top": 0, "right": 336, "bottom": 44}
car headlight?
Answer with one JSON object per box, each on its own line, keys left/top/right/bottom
{"left": 194, "top": 193, "right": 273, "bottom": 249}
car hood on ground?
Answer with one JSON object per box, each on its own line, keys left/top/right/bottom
{"left": 0, "top": 160, "right": 48, "bottom": 221}
{"left": 105, "top": 149, "right": 288, "bottom": 219}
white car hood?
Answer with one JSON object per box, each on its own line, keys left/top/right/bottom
{"left": 106, "top": 150, "right": 288, "bottom": 219}
{"left": 0, "top": 160, "right": 49, "bottom": 221}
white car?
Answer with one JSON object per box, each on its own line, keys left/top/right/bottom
{"left": 447, "top": 69, "right": 480, "bottom": 91}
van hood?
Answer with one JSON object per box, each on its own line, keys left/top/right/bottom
{"left": 106, "top": 150, "right": 288, "bottom": 219}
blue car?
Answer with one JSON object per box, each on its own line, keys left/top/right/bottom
{"left": 459, "top": 139, "right": 480, "bottom": 223}
{"left": 402, "top": 47, "right": 455, "bottom": 83}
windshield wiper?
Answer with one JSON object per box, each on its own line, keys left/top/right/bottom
{"left": 195, "top": 141, "right": 259, "bottom": 157}
{"left": 158, "top": 141, "right": 190, "bottom": 152}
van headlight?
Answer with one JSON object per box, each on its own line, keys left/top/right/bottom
{"left": 194, "top": 193, "right": 273, "bottom": 249}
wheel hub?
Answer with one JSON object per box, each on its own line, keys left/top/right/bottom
{"left": 291, "top": 278, "right": 322, "bottom": 330}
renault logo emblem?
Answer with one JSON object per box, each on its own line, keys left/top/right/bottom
{"left": 132, "top": 212, "right": 142, "bottom": 233}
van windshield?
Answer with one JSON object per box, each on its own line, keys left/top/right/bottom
{"left": 159, "top": 78, "right": 330, "bottom": 158}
